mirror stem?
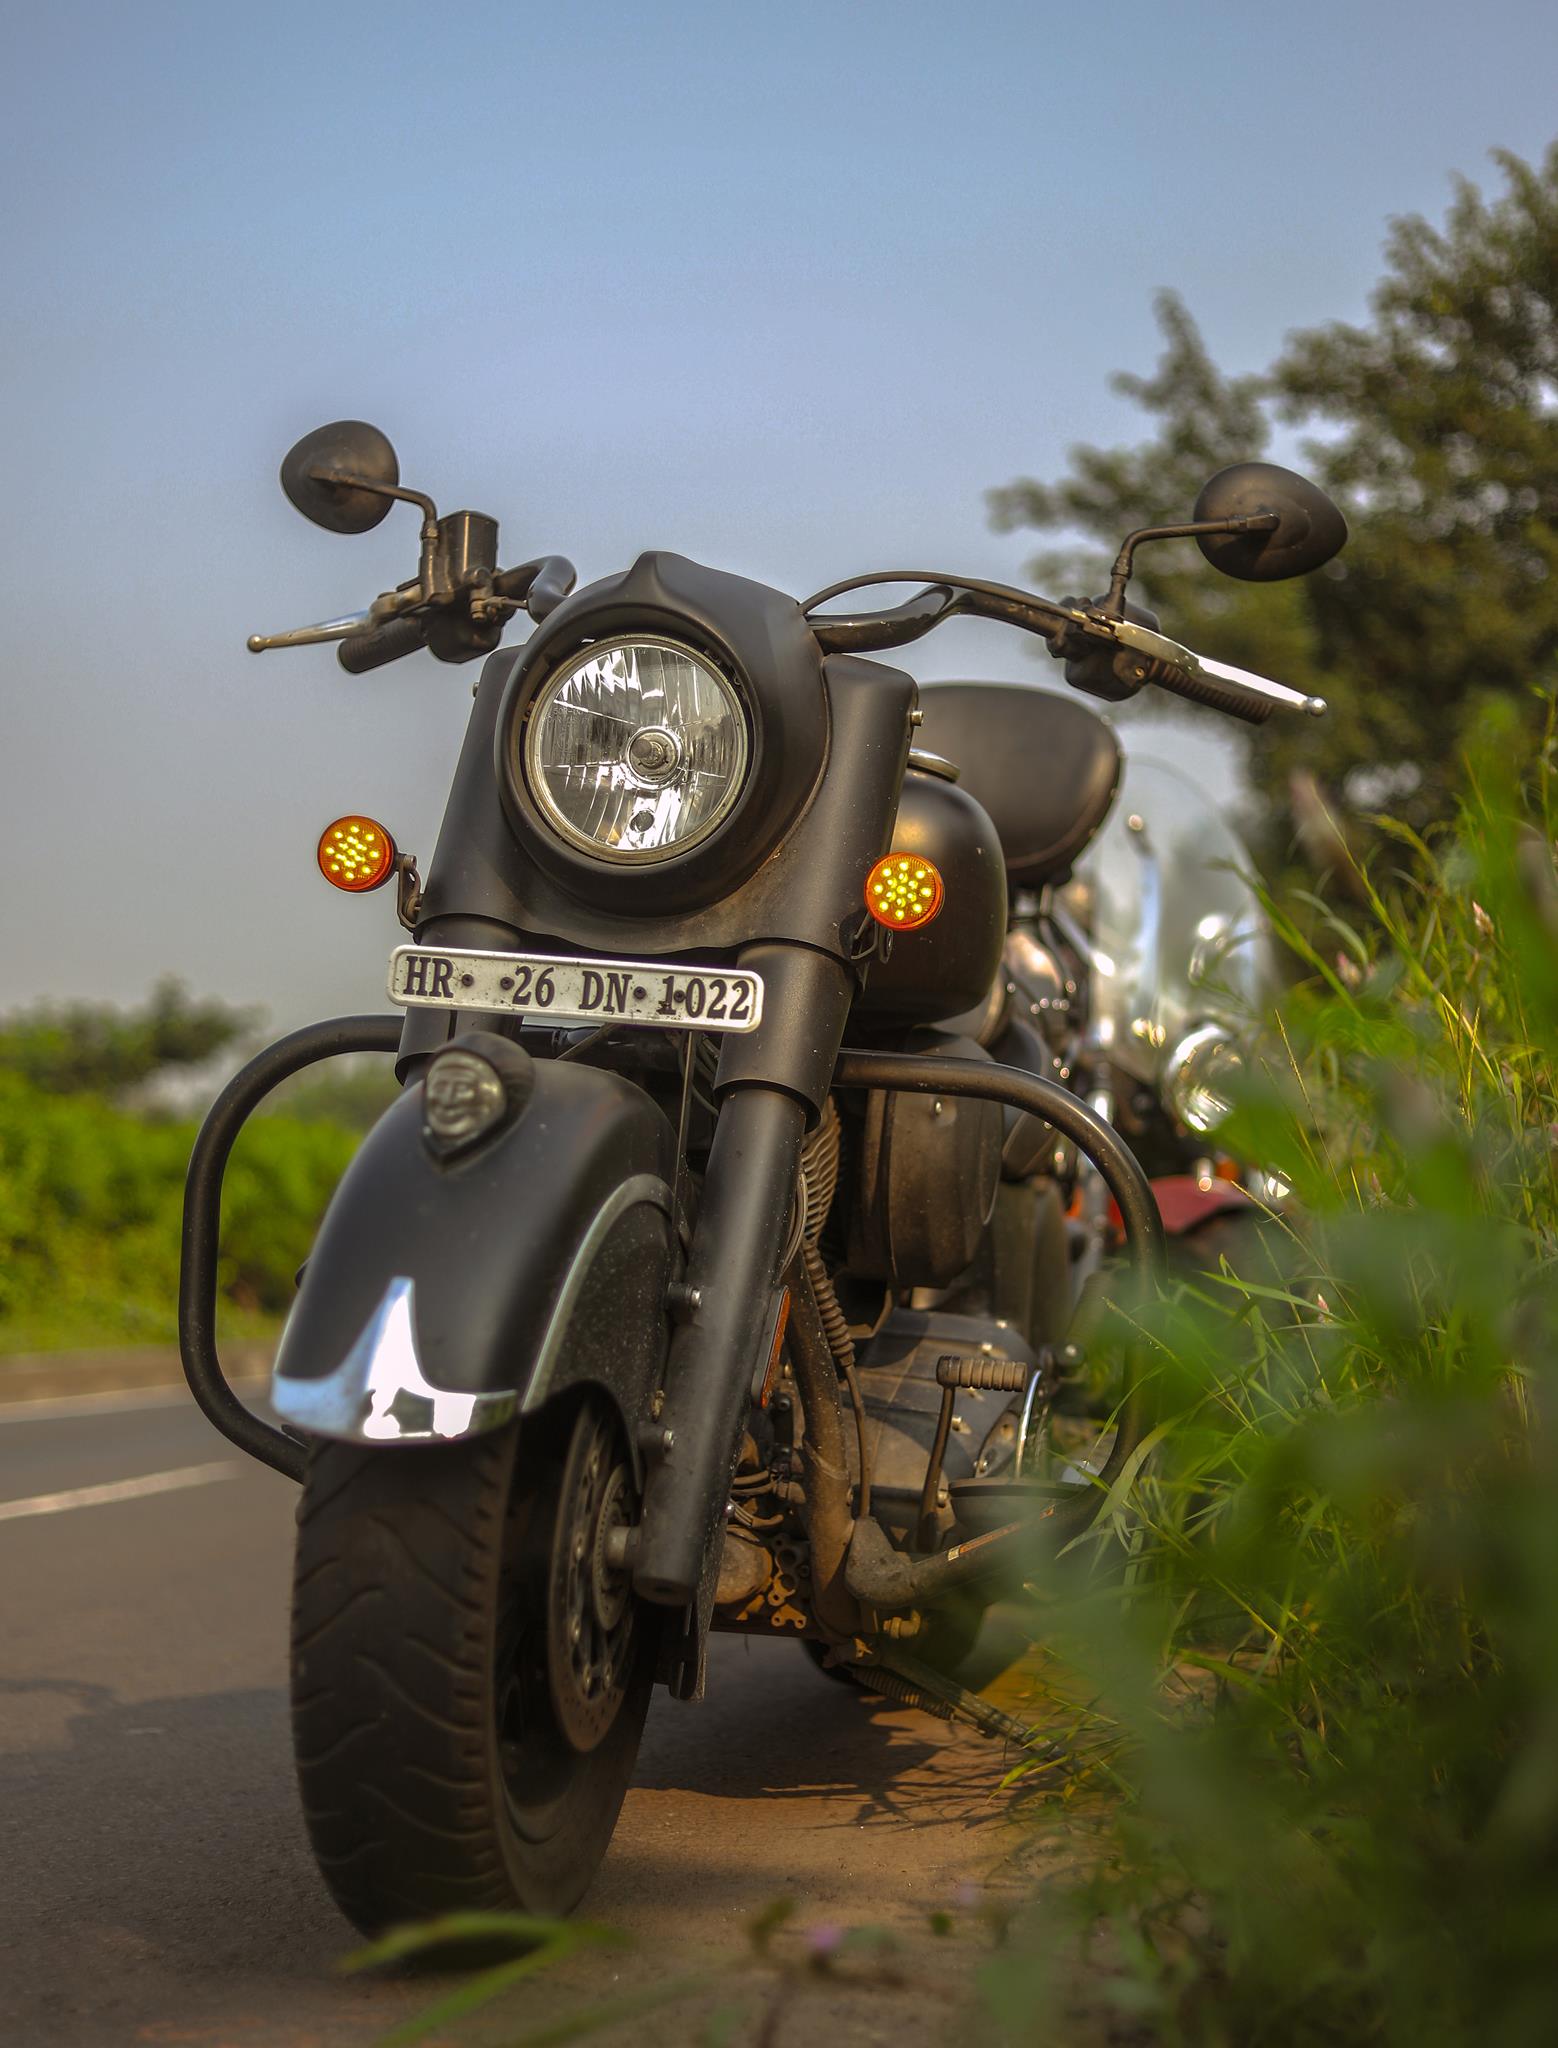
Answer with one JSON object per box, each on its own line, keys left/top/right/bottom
{"left": 307, "top": 468, "right": 442, "bottom": 591}
{"left": 1100, "top": 511, "right": 1280, "bottom": 616}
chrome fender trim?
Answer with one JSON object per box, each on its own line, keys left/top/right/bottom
{"left": 270, "top": 1174, "right": 673, "bottom": 1445}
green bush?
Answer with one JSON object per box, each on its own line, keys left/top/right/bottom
{"left": 0, "top": 1077, "right": 358, "bottom": 1351}
{"left": 986, "top": 707, "right": 1558, "bottom": 2045}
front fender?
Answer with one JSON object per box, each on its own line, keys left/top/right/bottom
{"left": 272, "top": 1056, "right": 677, "bottom": 1449}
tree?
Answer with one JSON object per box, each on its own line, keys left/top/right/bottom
{"left": 989, "top": 143, "right": 1558, "bottom": 838}
{"left": 0, "top": 978, "right": 256, "bottom": 1096}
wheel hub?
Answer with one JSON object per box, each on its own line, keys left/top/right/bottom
{"left": 546, "top": 1407, "right": 637, "bottom": 1752}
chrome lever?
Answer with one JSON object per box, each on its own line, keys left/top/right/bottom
{"left": 1112, "top": 619, "right": 1328, "bottom": 718}
{"left": 1196, "top": 650, "right": 1328, "bottom": 718}
{"left": 247, "top": 610, "right": 372, "bottom": 653}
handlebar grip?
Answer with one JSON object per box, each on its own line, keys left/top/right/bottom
{"left": 336, "top": 615, "right": 428, "bottom": 675}
{"left": 1152, "top": 659, "right": 1276, "bottom": 725}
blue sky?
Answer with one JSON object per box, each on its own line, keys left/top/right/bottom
{"left": 3, "top": 0, "right": 1556, "bottom": 1025}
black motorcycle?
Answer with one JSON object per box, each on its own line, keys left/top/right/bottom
{"left": 178, "top": 422, "right": 1343, "bottom": 1932}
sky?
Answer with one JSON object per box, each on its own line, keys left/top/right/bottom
{"left": 3, "top": 0, "right": 1556, "bottom": 1030}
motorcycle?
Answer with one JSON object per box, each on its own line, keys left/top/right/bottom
{"left": 177, "top": 423, "right": 1343, "bottom": 1932}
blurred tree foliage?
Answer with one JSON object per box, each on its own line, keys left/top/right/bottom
{"left": 0, "top": 976, "right": 256, "bottom": 1096}
{"left": 989, "top": 142, "right": 1558, "bottom": 841}
{"left": 0, "top": 1072, "right": 358, "bottom": 1349}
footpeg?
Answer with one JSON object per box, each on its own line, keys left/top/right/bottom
{"left": 936, "top": 1352, "right": 1028, "bottom": 1393}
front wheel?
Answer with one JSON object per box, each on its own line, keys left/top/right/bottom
{"left": 290, "top": 1398, "right": 652, "bottom": 1934}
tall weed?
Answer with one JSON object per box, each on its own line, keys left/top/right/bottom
{"left": 994, "top": 705, "right": 1558, "bottom": 2045}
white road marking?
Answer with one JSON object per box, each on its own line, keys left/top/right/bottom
{"left": 0, "top": 1461, "right": 239, "bottom": 1523}
{"left": 0, "top": 1380, "right": 267, "bottom": 1426}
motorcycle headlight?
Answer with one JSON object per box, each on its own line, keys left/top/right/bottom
{"left": 1164, "top": 1023, "right": 1245, "bottom": 1135}
{"left": 522, "top": 636, "right": 749, "bottom": 863}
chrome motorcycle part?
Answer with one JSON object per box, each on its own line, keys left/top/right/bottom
{"left": 1003, "top": 928, "right": 1071, "bottom": 1044}
{"left": 489, "top": 555, "right": 842, "bottom": 930}
{"left": 421, "top": 1043, "right": 514, "bottom": 1156}
{"left": 523, "top": 635, "right": 749, "bottom": 862}
{"left": 248, "top": 607, "right": 376, "bottom": 653}
{"left": 1076, "top": 756, "right": 1270, "bottom": 1093}
{"left": 263, "top": 1057, "right": 676, "bottom": 1455}
{"left": 272, "top": 1275, "right": 519, "bottom": 1443}
{"left": 1164, "top": 1022, "right": 1245, "bottom": 1135}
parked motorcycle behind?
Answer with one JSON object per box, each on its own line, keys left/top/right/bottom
{"left": 179, "top": 427, "right": 1343, "bottom": 1932}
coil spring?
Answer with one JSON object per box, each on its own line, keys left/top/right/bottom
{"left": 799, "top": 1101, "right": 842, "bottom": 1245}
{"left": 799, "top": 1104, "right": 854, "bottom": 1372}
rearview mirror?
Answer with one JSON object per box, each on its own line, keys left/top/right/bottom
{"left": 280, "top": 420, "right": 401, "bottom": 535}
{"left": 1193, "top": 462, "right": 1346, "bottom": 582}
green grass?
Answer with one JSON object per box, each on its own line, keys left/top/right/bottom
{"left": 983, "top": 698, "right": 1558, "bottom": 2044}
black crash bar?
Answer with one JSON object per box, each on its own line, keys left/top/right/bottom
{"left": 179, "top": 1028, "right": 1165, "bottom": 1497}
{"left": 178, "top": 1015, "right": 403, "bottom": 1481}
{"left": 831, "top": 1049, "right": 1165, "bottom": 1515}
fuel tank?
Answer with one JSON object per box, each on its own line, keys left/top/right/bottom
{"left": 854, "top": 753, "right": 1007, "bottom": 1030}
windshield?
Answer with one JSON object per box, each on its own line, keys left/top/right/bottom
{"left": 1066, "top": 755, "right": 1271, "bottom": 1089}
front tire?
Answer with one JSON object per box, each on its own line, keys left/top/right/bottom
{"left": 290, "top": 1399, "right": 651, "bottom": 1934}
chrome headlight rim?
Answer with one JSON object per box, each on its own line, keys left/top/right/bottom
{"left": 520, "top": 632, "right": 752, "bottom": 868}
{"left": 1163, "top": 1021, "right": 1245, "bottom": 1136}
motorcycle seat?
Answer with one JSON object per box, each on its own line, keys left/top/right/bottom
{"left": 914, "top": 681, "right": 1122, "bottom": 888}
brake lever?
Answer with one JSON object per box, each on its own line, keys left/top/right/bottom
{"left": 247, "top": 609, "right": 374, "bottom": 653}
{"left": 1112, "top": 618, "right": 1328, "bottom": 717}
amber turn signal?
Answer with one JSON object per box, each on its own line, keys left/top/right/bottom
{"left": 864, "top": 852, "right": 945, "bottom": 931}
{"left": 317, "top": 815, "right": 397, "bottom": 892}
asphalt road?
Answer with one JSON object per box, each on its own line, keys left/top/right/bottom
{"left": 0, "top": 1387, "right": 1043, "bottom": 2048}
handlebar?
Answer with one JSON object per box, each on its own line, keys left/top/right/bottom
{"left": 494, "top": 554, "right": 577, "bottom": 621}
{"left": 803, "top": 572, "right": 1325, "bottom": 726}
{"left": 251, "top": 554, "right": 579, "bottom": 675}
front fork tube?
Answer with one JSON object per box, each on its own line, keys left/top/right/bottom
{"left": 632, "top": 941, "right": 855, "bottom": 1610}
{"left": 632, "top": 1083, "right": 809, "bottom": 1608}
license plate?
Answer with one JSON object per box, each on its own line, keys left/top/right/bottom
{"left": 387, "top": 944, "right": 764, "bottom": 1034}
